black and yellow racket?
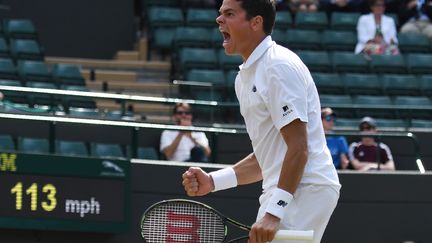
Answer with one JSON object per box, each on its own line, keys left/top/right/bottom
{"left": 140, "top": 199, "right": 314, "bottom": 242}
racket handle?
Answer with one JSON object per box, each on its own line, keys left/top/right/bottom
{"left": 274, "top": 230, "right": 314, "bottom": 241}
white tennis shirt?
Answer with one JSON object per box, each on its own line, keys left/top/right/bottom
{"left": 160, "top": 130, "right": 209, "bottom": 162}
{"left": 235, "top": 36, "right": 340, "bottom": 193}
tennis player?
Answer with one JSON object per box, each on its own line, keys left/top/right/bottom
{"left": 182, "top": 0, "right": 341, "bottom": 242}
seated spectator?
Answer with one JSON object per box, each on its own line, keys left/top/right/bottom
{"left": 399, "top": 0, "right": 432, "bottom": 39}
{"left": 349, "top": 116, "right": 396, "bottom": 171}
{"left": 355, "top": 0, "right": 399, "bottom": 55}
{"left": 322, "top": 108, "right": 349, "bottom": 170}
{"left": 289, "top": 0, "right": 320, "bottom": 12}
{"left": 160, "top": 103, "right": 211, "bottom": 162}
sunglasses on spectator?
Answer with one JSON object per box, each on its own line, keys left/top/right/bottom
{"left": 322, "top": 115, "right": 336, "bottom": 122}
{"left": 175, "top": 111, "right": 192, "bottom": 115}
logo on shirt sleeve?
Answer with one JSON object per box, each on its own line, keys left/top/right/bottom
{"left": 282, "top": 105, "right": 293, "bottom": 117}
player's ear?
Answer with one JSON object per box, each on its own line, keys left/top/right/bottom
{"left": 250, "top": 15, "right": 263, "bottom": 31}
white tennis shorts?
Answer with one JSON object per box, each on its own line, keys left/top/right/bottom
{"left": 257, "top": 184, "right": 340, "bottom": 243}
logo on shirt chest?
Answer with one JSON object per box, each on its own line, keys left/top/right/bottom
{"left": 282, "top": 105, "right": 293, "bottom": 117}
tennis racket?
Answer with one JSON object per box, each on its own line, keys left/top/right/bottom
{"left": 140, "top": 199, "right": 314, "bottom": 242}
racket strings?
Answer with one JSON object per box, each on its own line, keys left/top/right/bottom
{"left": 142, "top": 202, "right": 226, "bottom": 243}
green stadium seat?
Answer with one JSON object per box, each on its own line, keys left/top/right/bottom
{"left": 186, "top": 69, "right": 226, "bottom": 86}
{"left": 320, "top": 94, "right": 353, "bottom": 117}
{"left": 185, "top": 9, "right": 218, "bottom": 28}
{"left": 26, "top": 81, "right": 59, "bottom": 106}
{"left": 137, "top": 147, "right": 159, "bottom": 160}
{"left": 18, "top": 60, "right": 52, "bottom": 84}
{"left": 381, "top": 74, "right": 420, "bottom": 96}
{"left": 271, "top": 29, "right": 288, "bottom": 47}
{"left": 151, "top": 27, "right": 176, "bottom": 51}
{"left": 370, "top": 55, "right": 407, "bottom": 74}
{"left": 331, "top": 52, "right": 369, "bottom": 73}
{"left": 225, "top": 70, "right": 238, "bottom": 87}
{"left": 297, "top": 51, "right": 332, "bottom": 72}
{"left": 322, "top": 30, "right": 357, "bottom": 51}
{"left": 353, "top": 95, "right": 395, "bottom": 118}
{"left": 18, "top": 137, "right": 49, "bottom": 154}
{"left": 406, "top": 54, "right": 432, "bottom": 74}
{"left": 61, "top": 85, "right": 96, "bottom": 110}
{"left": 410, "top": 119, "right": 432, "bottom": 128}
{"left": 334, "top": 118, "right": 360, "bottom": 130}
{"left": 343, "top": 73, "right": 382, "bottom": 95}
{"left": 217, "top": 48, "right": 242, "bottom": 71}
{"left": 274, "top": 11, "right": 293, "bottom": 30}
{"left": 10, "top": 39, "right": 44, "bottom": 61}
{"left": 224, "top": 70, "right": 238, "bottom": 101}
{"left": 0, "top": 37, "right": 10, "bottom": 58}
{"left": 0, "top": 58, "right": 20, "bottom": 80}
{"left": 398, "top": 33, "right": 430, "bottom": 53}
{"left": 4, "top": 19, "right": 38, "bottom": 40}
{"left": 105, "top": 110, "right": 135, "bottom": 121}
{"left": 330, "top": 12, "right": 360, "bottom": 30}
{"left": 420, "top": 75, "right": 432, "bottom": 97}
{"left": 173, "top": 27, "right": 212, "bottom": 50}
{"left": 186, "top": 69, "right": 226, "bottom": 100}
{"left": 375, "top": 118, "right": 407, "bottom": 129}
{"left": 91, "top": 143, "right": 124, "bottom": 158}
{"left": 142, "top": 0, "right": 178, "bottom": 7}
{"left": 56, "top": 140, "right": 88, "bottom": 157}
{"left": 68, "top": 107, "right": 100, "bottom": 118}
{"left": 0, "top": 79, "right": 21, "bottom": 86}
{"left": 311, "top": 72, "right": 344, "bottom": 94}
{"left": 52, "top": 64, "right": 85, "bottom": 87}
{"left": 393, "top": 96, "right": 432, "bottom": 119}
{"left": 211, "top": 27, "right": 224, "bottom": 48}
{"left": 0, "top": 79, "right": 28, "bottom": 104}
{"left": 286, "top": 29, "right": 322, "bottom": 50}
{"left": 0, "top": 134, "right": 15, "bottom": 151}
{"left": 178, "top": 48, "right": 218, "bottom": 72}
{"left": 147, "top": 7, "right": 184, "bottom": 28}
{"left": 295, "top": 12, "right": 328, "bottom": 30}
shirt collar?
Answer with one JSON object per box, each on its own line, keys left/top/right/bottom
{"left": 239, "top": 35, "right": 274, "bottom": 70}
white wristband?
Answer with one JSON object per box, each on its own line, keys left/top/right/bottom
{"left": 265, "top": 188, "right": 293, "bottom": 220}
{"left": 209, "top": 167, "right": 238, "bottom": 192}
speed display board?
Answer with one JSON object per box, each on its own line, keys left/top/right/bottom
{"left": 0, "top": 152, "right": 130, "bottom": 233}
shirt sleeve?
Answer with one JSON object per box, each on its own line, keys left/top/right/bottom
{"left": 160, "top": 130, "right": 172, "bottom": 152}
{"left": 193, "top": 132, "right": 209, "bottom": 147}
{"left": 348, "top": 142, "right": 357, "bottom": 161}
{"left": 264, "top": 63, "right": 309, "bottom": 131}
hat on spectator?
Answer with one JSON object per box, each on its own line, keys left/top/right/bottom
{"left": 359, "top": 116, "right": 377, "bottom": 129}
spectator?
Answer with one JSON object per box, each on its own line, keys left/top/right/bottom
{"left": 399, "top": 0, "right": 432, "bottom": 39}
{"left": 349, "top": 116, "right": 396, "bottom": 171}
{"left": 355, "top": 0, "right": 399, "bottom": 55}
{"left": 321, "top": 108, "right": 349, "bottom": 170}
{"left": 289, "top": 0, "right": 320, "bottom": 12}
{"left": 160, "top": 103, "right": 211, "bottom": 162}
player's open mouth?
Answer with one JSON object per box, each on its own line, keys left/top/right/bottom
{"left": 221, "top": 31, "right": 231, "bottom": 43}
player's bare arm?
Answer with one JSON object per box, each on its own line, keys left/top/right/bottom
{"left": 233, "top": 153, "right": 262, "bottom": 185}
{"left": 250, "top": 119, "right": 308, "bottom": 243}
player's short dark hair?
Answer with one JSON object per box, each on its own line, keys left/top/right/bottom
{"left": 236, "top": 0, "right": 276, "bottom": 35}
